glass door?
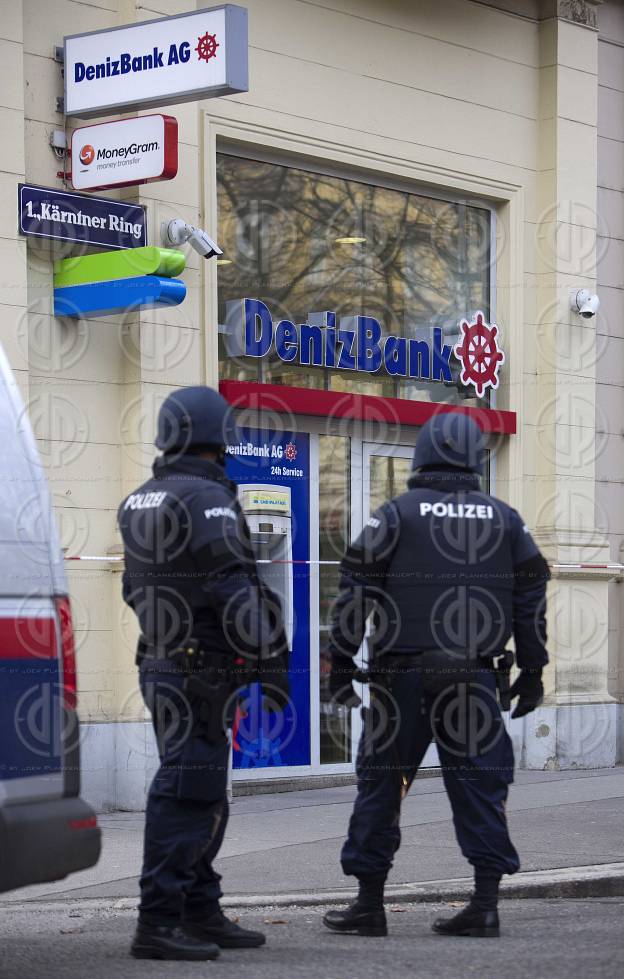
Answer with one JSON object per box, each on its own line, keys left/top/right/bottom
{"left": 317, "top": 434, "right": 357, "bottom": 768}
{"left": 317, "top": 438, "right": 432, "bottom": 773}
{"left": 363, "top": 442, "right": 414, "bottom": 514}
{"left": 362, "top": 441, "right": 440, "bottom": 769}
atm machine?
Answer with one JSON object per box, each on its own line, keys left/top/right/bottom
{"left": 238, "top": 484, "right": 294, "bottom": 650}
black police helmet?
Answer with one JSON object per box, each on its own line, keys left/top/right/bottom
{"left": 412, "top": 412, "right": 486, "bottom": 475}
{"left": 155, "top": 386, "right": 236, "bottom": 455}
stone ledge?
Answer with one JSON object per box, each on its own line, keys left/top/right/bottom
{"left": 540, "top": 1, "right": 602, "bottom": 28}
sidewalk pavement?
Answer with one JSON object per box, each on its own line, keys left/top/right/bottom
{"left": 2, "top": 768, "right": 624, "bottom": 906}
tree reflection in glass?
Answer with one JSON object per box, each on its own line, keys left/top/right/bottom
{"left": 217, "top": 154, "right": 491, "bottom": 408}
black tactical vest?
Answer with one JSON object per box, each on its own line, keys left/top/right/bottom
{"left": 118, "top": 455, "right": 253, "bottom": 653}
{"left": 371, "top": 471, "right": 517, "bottom": 658}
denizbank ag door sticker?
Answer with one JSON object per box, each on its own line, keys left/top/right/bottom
{"left": 226, "top": 429, "right": 310, "bottom": 769}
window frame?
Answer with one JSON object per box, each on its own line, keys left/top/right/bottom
{"left": 216, "top": 141, "right": 499, "bottom": 411}
{"left": 219, "top": 144, "right": 500, "bottom": 781}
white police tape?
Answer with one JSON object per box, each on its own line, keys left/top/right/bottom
{"left": 62, "top": 555, "right": 624, "bottom": 573}
{"left": 63, "top": 554, "right": 341, "bottom": 565}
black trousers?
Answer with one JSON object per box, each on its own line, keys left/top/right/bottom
{"left": 138, "top": 658, "right": 229, "bottom": 926}
{"left": 341, "top": 663, "right": 520, "bottom": 881}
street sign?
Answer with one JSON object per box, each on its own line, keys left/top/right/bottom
{"left": 64, "top": 5, "right": 248, "bottom": 119}
{"left": 71, "top": 115, "right": 178, "bottom": 191}
{"left": 18, "top": 184, "right": 147, "bottom": 250}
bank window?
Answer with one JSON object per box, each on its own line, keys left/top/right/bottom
{"left": 217, "top": 152, "right": 491, "bottom": 408}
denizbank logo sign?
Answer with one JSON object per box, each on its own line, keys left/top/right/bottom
{"left": 226, "top": 299, "right": 506, "bottom": 397}
{"left": 64, "top": 5, "right": 248, "bottom": 119}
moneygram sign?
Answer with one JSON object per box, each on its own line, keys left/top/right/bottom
{"left": 64, "top": 4, "right": 248, "bottom": 119}
{"left": 71, "top": 115, "right": 178, "bottom": 191}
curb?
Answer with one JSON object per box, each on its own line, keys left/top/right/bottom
{"left": 3, "top": 863, "right": 624, "bottom": 914}
{"left": 219, "top": 863, "right": 624, "bottom": 909}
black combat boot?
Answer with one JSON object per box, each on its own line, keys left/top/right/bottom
{"left": 433, "top": 869, "right": 502, "bottom": 938}
{"left": 185, "top": 909, "right": 266, "bottom": 948}
{"left": 131, "top": 921, "right": 221, "bottom": 960}
{"left": 432, "top": 902, "right": 500, "bottom": 937}
{"left": 323, "top": 875, "right": 387, "bottom": 937}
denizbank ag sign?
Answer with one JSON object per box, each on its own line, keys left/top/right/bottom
{"left": 64, "top": 5, "right": 248, "bottom": 119}
{"left": 226, "top": 299, "right": 506, "bottom": 397}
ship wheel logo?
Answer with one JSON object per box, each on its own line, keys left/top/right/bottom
{"left": 453, "top": 312, "right": 505, "bottom": 397}
{"left": 285, "top": 442, "right": 297, "bottom": 461}
{"left": 196, "top": 32, "right": 219, "bottom": 62}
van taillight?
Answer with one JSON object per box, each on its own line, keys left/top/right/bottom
{"left": 55, "top": 595, "right": 77, "bottom": 710}
{"left": 69, "top": 816, "right": 98, "bottom": 831}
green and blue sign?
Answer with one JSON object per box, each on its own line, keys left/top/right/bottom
{"left": 53, "top": 246, "right": 186, "bottom": 318}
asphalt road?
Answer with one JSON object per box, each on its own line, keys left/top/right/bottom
{"left": 0, "top": 898, "right": 621, "bottom": 979}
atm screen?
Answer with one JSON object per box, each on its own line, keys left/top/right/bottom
{"left": 251, "top": 528, "right": 293, "bottom": 650}
{"left": 239, "top": 484, "right": 294, "bottom": 650}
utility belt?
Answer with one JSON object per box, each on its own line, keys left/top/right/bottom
{"left": 136, "top": 637, "right": 248, "bottom": 742}
{"left": 361, "top": 648, "right": 515, "bottom": 711}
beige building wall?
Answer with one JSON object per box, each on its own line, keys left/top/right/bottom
{"left": 1, "top": 0, "right": 209, "bottom": 808}
{"left": 597, "top": 2, "right": 624, "bottom": 743}
{"left": 0, "top": 0, "right": 620, "bottom": 807}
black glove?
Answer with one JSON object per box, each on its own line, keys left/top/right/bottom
{"left": 509, "top": 669, "right": 544, "bottom": 719}
{"left": 328, "top": 654, "right": 362, "bottom": 709}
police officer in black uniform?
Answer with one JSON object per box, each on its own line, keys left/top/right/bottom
{"left": 118, "top": 386, "right": 289, "bottom": 961}
{"left": 322, "top": 412, "right": 549, "bottom": 939}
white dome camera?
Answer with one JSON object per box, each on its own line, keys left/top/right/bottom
{"left": 161, "top": 218, "right": 223, "bottom": 260}
{"left": 570, "top": 288, "right": 600, "bottom": 319}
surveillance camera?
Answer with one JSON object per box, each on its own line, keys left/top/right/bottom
{"left": 570, "top": 288, "right": 600, "bottom": 319}
{"left": 162, "top": 218, "right": 223, "bottom": 260}
{"left": 579, "top": 294, "right": 600, "bottom": 319}
{"left": 187, "top": 227, "right": 223, "bottom": 259}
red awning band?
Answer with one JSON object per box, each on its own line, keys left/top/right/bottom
{"left": 219, "top": 381, "right": 516, "bottom": 434}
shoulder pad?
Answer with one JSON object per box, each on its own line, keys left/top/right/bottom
{"left": 187, "top": 486, "right": 249, "bottom": 567}
{"left": 343, "top": 501, "right": 400, "bottom": 573}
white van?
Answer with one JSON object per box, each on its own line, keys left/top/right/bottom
{"left": 0, "top": 343, "right": 100, "bottom": 893}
